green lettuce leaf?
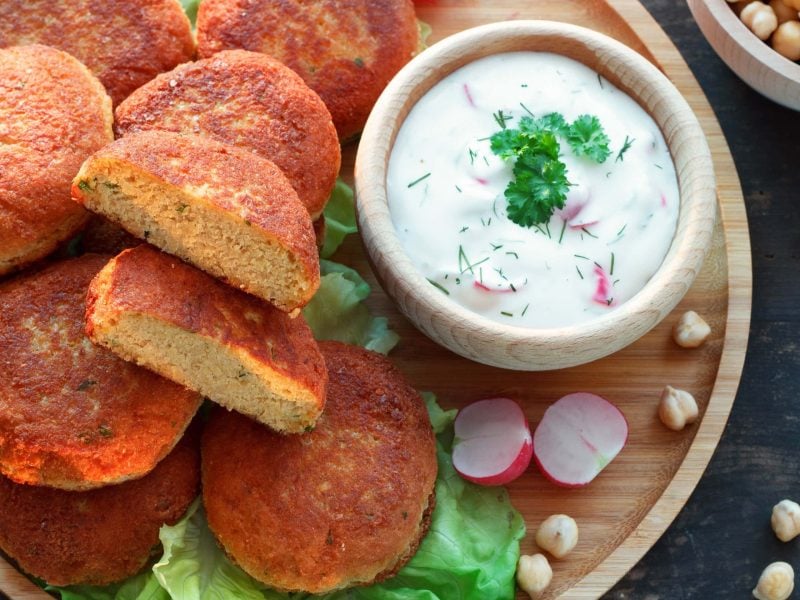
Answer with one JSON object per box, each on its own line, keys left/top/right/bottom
{"left": 302, "top": 260, "right": 399, "bottom": 354}
{"left": 321, "top": 179, "right": 358, "bottom": 259}
{"left": 48, "top": 570, "right": 168, "bottom": 600}
{"left": 152, "top": 499, "right": 263, "bottom": 600}
{"left": 422, "top": 391, "right": 458, "bottom": 435}
{"left": 179, "top": 0, "right": 200, "bottom": 27}
{"left": 416, "top": 20, "right": 433, "bottom": 54}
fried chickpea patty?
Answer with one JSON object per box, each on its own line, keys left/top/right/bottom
{"left": 0, "top": 0, "right": 194, "bottom": 105}
{"left": 115, "top": 50, "right": 340, "bottom": 219}
{"left": 85, "top": 245, "right": 327, "bottom": 434}
{"left": 0, "top": 431, "right": 199, "bottom": 587}
{"left": 196, "top": 0, "right": 419, "bottom": 140}
{"left": 73, "top": 131, "right": 320, "bottom": 311}
{"left": 0, "top": 45, "right": 112, "bottom": 276}
{"left": 202, "top": 341, "right": 437, "bottom": 594}
{"left": 0, "top": 254, "right": 202, "bottom": 490}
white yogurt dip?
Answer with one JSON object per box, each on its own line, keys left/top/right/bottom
{"left": 387, "top": 52, "right": 680, "bottom": 328}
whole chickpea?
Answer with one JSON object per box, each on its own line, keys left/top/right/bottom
{"left": 658, "top": 386, "right": 699, "bottom": 431}
{"left": 772, "top": 20, "right": 800, "bottom": 60}
{"left": 771, "top": 499, "right": 800, "bottom": 542}
{"left": 673, "top": 311, "right": 711, "bottom": 348}
{"left": 517, "top": 554, "right": 553, "bottom": 598}
{"left": 535, "top": 514, "right": 579, "bottom": 559}
{"left": 741, "top": 1, "right": 780, "bottom": 39}
{"left": 753, "top": 562, "right": 794, "bottom": 600}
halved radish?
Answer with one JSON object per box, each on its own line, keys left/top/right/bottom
{"left": 452, "top": 397, "right": 533, "bottom": 486}
{"left": 533, "top": 392, "right": 628, "bottom": 487}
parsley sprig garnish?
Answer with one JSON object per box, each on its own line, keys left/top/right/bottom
{"left": 489, "top": 112, "right": 611, "bottom": 227}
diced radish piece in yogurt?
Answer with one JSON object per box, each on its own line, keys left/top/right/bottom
{"left": 592, "top": 265, "right": 613, "bottom": 306}
{"left": 557, "top": 186, "right": 590, "bottom": 221}
{"left": 463, "top": 83, "right": 476, "bottom": 107}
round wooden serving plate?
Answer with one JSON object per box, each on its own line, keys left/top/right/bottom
{"left": 343, "top": 0, "right": 750, "bottom": 598}
{"left": 0, "top": 0, "right": 751, "bottom": 599}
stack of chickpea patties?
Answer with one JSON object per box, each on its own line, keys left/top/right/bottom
{"left": 0, "top": 254, "right": 202, "bottom": 586}
{"left": 203, "top": 341, "right": 437, "bottom": 593}
{"left": 0, "top": 0, "right": 436, "bottom": 594}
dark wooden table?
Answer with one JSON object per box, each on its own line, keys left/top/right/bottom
{"left": 607, "top": 1, "right": 800, "bottom": 597}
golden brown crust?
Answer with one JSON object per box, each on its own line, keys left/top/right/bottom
{"left": 0, "top": 0, "right": 195, "bottom": 105}
{"left": 202, "top": 341, "right": 437, "bottom": 594}
{"left": 85, "top": 244, "right": 327, "bottom": 420}
{"left": 0, "top": 254, "right": 202, "bottom": 490}
{"left": 72, "top": 130, "right": 320, "bottom": 309}
{"left": 196, "top": 0, "right": 418, "bottom": 141}
{"left": 114, "top": 50, "right": 340, "bottom": 218}
{"left": 0, "top": 430, "right": 200, "bottom": 587}
{"left": 0, "top": 45, "right": 113, "bottom": 276}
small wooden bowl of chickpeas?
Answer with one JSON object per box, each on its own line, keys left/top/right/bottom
{"left": 688, "top": 0, "right": 800, "bottom": 110}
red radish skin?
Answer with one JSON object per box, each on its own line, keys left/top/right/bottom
{"left": 533, "top": 392, "right": 628, "bottom": 488}
{"left": 473, "top": 281, "right": 515, "bottom": 293}
{"left": 452, "top": 397, "right": 533, "bottom": 486}
{"left": 592, "top": 265, "right": 614, "bottom": 306}
{"left": 463, "top": 83, "right": 475, "bottom": 107}
{"left": 569, "top": 220, "right": 600, "bottom": 230}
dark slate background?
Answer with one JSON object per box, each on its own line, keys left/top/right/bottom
{"left": 608, "top": 1, "right": 800, "bottom": 598}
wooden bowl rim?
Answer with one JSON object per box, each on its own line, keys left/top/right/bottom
{"left": 355, "top": 19, "right": 717, "bottom": 368}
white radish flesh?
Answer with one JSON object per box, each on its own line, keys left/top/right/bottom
{"left": 452, "top": 397, "right": 533, "bottom": 486}
{"left": 533, "top": 392, "right": 628, "bottom": 487}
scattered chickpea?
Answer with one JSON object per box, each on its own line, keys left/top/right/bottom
{"left": 753, "top": 562, "right": 794, "bottom": 600}
{"left": 771, "top": 499, "right": 800, "bottom": 542}
{"left": 535, "top": 514, "right": 579, "bottom": 559}
{"left": 517, "top": 554, "right": 552, "bottom": 598}
{"left": 769, "top": 0, "right": 799, "bottom": 23}
{"left": 741, "top": 1, "right": 780, "bottom": 40}
{"left": 772, "top": 21, "right": 800, "bottom": 61}
{"left": 658, "top": 386, "right": 699, "bottom": 431}
{"left": 673, "top": 310, "right": 712, "bottom": 348}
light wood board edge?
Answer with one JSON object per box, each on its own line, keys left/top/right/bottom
{"left": 688, "top": 0, "right": 800, "bottom": 110}
{"left": 0, "top": 560, "right": 44, "bottom": 599}
{"left": 560, "top": 0, "right": 753, "bottom": 597}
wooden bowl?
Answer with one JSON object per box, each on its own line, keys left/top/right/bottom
{"left": 355, "top": 20, "right": 717, "bottom": 371}
{"left": 688, "top": 0, "right": 800, "bottom": 110}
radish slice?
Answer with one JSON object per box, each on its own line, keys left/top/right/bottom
{"left": 533, "top": 392, "right": 628, "bottom": 487}
{"left": 452, "top": 397, "right": 533, "bottom": 486}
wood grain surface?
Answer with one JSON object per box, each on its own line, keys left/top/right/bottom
{"left": 0, "top": 0, "right": 751, "bottom": 599}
